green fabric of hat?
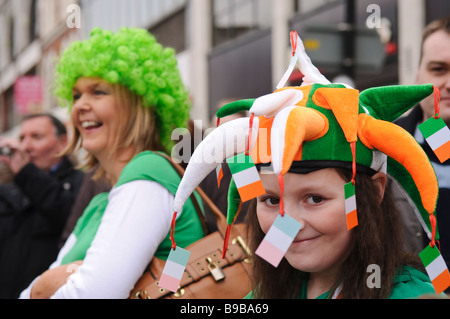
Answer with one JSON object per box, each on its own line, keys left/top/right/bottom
{"left": 217, "top": 82, "right": 438, "bottom": 244}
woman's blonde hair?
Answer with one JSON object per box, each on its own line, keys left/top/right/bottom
{"left": 66, "top": 83, "right": 165, "bottom": 181}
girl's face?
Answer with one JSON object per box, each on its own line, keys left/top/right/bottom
{"left": 256, "top": 168, "right": 353, "bottom": 274}
{"left": 71, "top": 77, "right": 120, "bottom": 159}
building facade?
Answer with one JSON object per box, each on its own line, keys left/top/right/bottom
{"left": 0, "top": 0, "right": 449, "bottom": 138}
{"left": 0, "top": 0, "right": 80, "bottom": 137}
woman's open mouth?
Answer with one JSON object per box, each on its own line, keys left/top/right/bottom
{"left": 81, "top": 121, "right": 103, "bottom": 131}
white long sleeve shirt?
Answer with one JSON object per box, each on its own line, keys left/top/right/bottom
{"left": 20, "top": 180, "right": 174, "bottom": 299}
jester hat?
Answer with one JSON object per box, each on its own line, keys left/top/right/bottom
{"left": 171, "top": 33, "right": 440, "bottom": 256}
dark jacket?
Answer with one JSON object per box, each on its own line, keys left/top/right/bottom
{"left": 0, "top": 157, "right": 84, "bottom": 299}
{"left": 396, "top": 106, "right": 450, "bottom": 264}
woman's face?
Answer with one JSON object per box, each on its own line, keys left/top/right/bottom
{"left": 71, "top": 77, "right": 120, "bottom": 159}
{"left": 256, "top": 168, "right": 353, "bottom": 274}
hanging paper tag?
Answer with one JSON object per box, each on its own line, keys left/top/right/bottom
{"left": 158, "top": 247, "right": 191, "bottom": 292}
{"left": 419, "top": 116, "right": 450, "bottom": 163}
{"left": 216, "top": 164, "right": 223, "bottom": 188}
{"left": 344, "top": 182, "right": 358, "bottom": 230}
{"left": 331, "top": 285, "right": 343, "bottom": 299}
{"left": 255, "top": 214, "right": 302, "bottom": 267}
{"left": 227, "top": 153, "right": 265, "bottom": 202}
{"left": 419, "top": 244, "right": 450, "bottom": 294}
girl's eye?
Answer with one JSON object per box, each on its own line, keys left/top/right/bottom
{"left": 72, "top": 93, "right": 81, "bottom": 100}
{"left": 306, "top": 195, "right": 324, "bottom": 204}
{"left": 262, "top": 196, "right": 280, "bottom": 207}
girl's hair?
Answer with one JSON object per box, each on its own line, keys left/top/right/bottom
{"left": 246, "top": 168, "right": 424, "bottom": 299}
{"left": 65, "top": 83, "right": 165, "bottom": 181}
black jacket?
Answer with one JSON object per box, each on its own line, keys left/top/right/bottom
{"left": 396, "top": 106, "right": 450, "bottom": 264}
{"left": 0, "top": 157, "right": 84, "bottom": 299}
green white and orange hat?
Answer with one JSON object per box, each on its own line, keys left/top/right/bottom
{"left": 169, "top": 31, "right": 450, "bottom": 294}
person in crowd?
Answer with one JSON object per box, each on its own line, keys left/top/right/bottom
{"left": 169, "top": 32, "right": 446, "bottom": 298}
{"left": 20, "top": 27, "right": 204, "bottom": 299}
{"left": 0, "top": 113, "right": 84, "bottom": 298}
{"left": 0, "top": 162, "right": 13, "bottom": 184}
{"left": 395, "top": 16, "right": 450, "bottom": 265}
{"left": 175, "top": 99, "right": 249, "bottom": 233}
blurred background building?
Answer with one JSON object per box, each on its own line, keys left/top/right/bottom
{"left": 0, "top": 0, "right": 449, "bottom": 139}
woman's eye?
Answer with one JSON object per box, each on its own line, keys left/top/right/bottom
{"left": 306, "top": 195, "right": 324, "bottom": 204}
{"left": 94, "top": 89, "right": 107, "bottom": 95}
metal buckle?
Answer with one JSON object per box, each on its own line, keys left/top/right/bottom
{"left": 173, "top": 286, "right": 186, "bottom": 298}
{"left": 232, "top": 235, "right": 252, "bottom": 263}
{"left": 206, "top": 256, "right": 226, "bottom": 281}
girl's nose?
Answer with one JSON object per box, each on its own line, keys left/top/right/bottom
{"left": 283, "top": 204, "right": 306, "bottom": 231}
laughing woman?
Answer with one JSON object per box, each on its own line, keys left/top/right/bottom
{"left": 20, "top": 28, "right": 204, "bottom": 299}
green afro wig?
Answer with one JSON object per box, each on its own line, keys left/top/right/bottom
{"left": 54, "top": 27, "right": 191, "bottom": 151}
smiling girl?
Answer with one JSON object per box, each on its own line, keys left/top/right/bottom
{"left": 234, "top": 80, "right": 444, "bottom": 299}
{"left": 248, "top": 167, "right": 429, "bottom": 299}
{"left": 167, "top": 51, "right": 447, "bottom": 297}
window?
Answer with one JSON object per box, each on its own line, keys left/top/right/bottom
{"left": 3, "top": 86, "right": 19, "bottom": 132}
{"left": 8, "top": 15, "right": 14, "bottom": 59}
{"left": 148, "top": 7, "right": 186, "bottom": 53}
{"left": 29, "top": 0, "right": 38, "bottom": 42}
{"left": 212, "top": 0, "right": 271, "bottom": 46}
{"left": 295, "top": 0, "right": 338, "bottom": 14}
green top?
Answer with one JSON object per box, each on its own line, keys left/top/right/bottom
{"left": 245, "top": 266, "right": 438, "bottom": 299}
{"left": 61, "top": 151, "right": 204, "bottom": 264}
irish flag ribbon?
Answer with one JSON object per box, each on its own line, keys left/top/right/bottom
{"left": 227, "top": 153, "right": 265, "bottom": 202}
{"left": 419, "top": 116, "right": 450, "bottom": 163}
{"left": 419, "top": 244, "right": 450, "bottom": 294}
{"left": 216, "top": 164, "right": 223, "bottom": 188}
{"left": 158, "top": 247, "right": 191, "bottom": 293}
{"left": 344, "top": 182, "right": 358, "bottom": 230}
{"left": 255, "top": 214, "right": 302, "bottom": 267}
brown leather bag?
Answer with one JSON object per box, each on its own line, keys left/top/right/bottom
{"left": 129, "top": 154, "right": 252, "bottom": 299}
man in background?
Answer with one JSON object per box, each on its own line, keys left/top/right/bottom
{"left": 395, "top": 16, "right": 450, "bottom": 269}
{"left": 0, "top": 113, "right": 84, "bottom": 298}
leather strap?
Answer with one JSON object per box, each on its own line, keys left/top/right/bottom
{"left": 130, "top": 153, "right": 251, "bottom": 299}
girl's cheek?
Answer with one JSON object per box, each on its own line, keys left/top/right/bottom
{"left": 256, "top": 207, "right": 278, "bottom": 234}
